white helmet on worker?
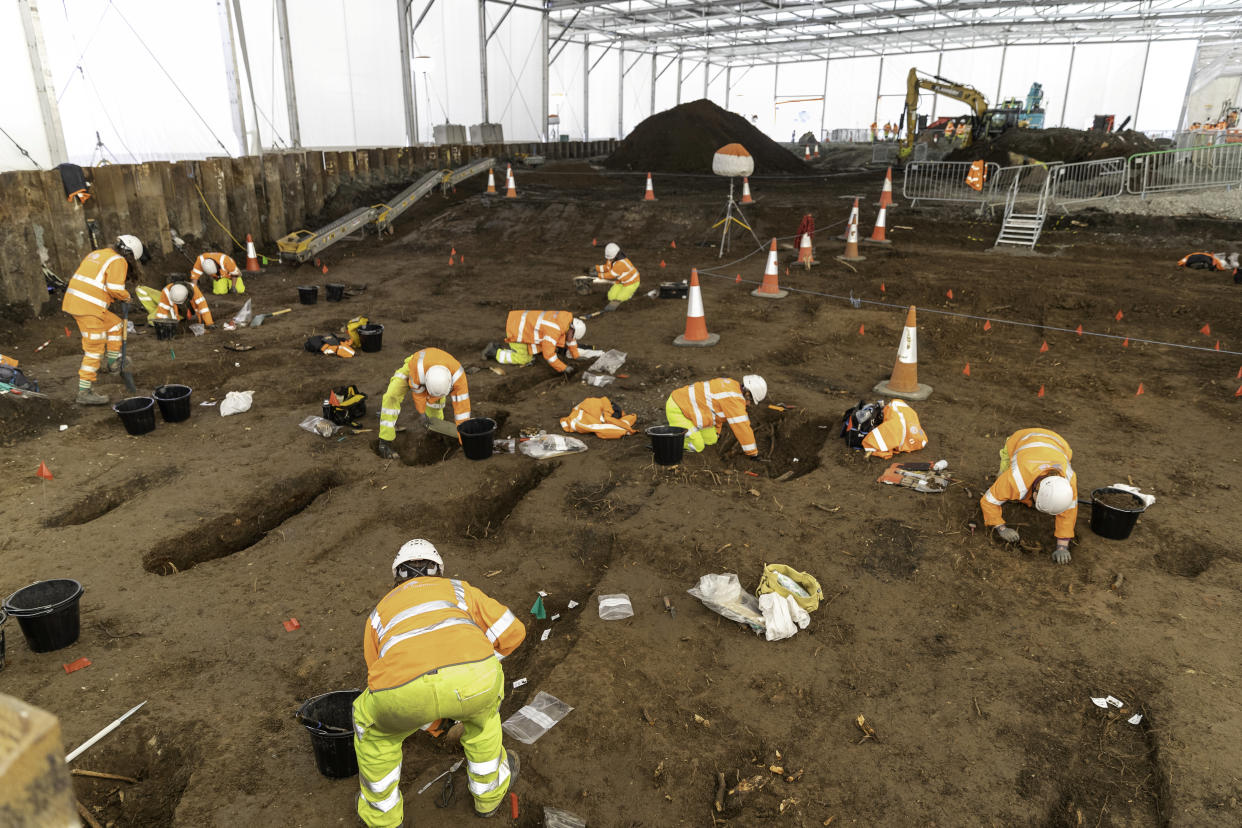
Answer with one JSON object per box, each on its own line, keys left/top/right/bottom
{"left": 168, "top": 283, "right": 190, "bottom": 305}
{"left": 424, "top": 364, "right": 453, "bottom": 397}
{"left": 1034, "top": 475, "right": 1075, "bottom": 515}
{"left": 571, "top": 318, "right": 586, "bottom": 341}
{"left": 116, "top": 234, "right": 147, "bottom": 263}
{"left": 742, "top": 374, "right": 767, "bottom": 404}
{"left": 391, "top": 538, "right": 444, "bottom": 579}
{"left": 604, "top": 243, "right": 620, "bottom": 260}
{"left": 200, "top": 258, "right": 218, "bottom": 276}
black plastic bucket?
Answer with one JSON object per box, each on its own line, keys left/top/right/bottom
{"left": 1089, "top": 487, "right": 1146, "bottom": 540}
{"left": 647, "top": 425, "right": 688, "bottom": 466}
{"left": 298, "top": 285, "right": 318, "bottom": 305}
{"left": 153, "top": 384, "right": 193, "bottom": 423}
{"left": 3, "top": 579, "right": 84, "bottom": 653}
{"left": 325, "top": 283, "right": 346, "bottom": 302}
{"left": 113, "top": 397, "right": 156, "bottom": 436}
{"left": 297, "top": 690, "right": 361, "bottom": 779}
{"left": 154, "top": 319, "right": 178, "bottom": 340}
{"left": 357, "top": 324, "right": 384, "bottom": 353}
{"left": 459, "top": 418, "right": 497, "bottom": 460}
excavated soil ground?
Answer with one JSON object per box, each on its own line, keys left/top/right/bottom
{"left": 2, "top": 161, "right": 1241, "bottom": 827}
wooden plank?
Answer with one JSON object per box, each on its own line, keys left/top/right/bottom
{"left": 321, "top": 151, "right": 341, "bottom": 202}
{"left": 196, "top": 159, "right": 233, "bottom": 250}
{"left": 262, "top": 158, "right": 286, "bottom": 242}
{"left": 166, "top": 162, "right": 204, "bottom": 242}
{"left": 89, "top": 164, "right": 131, "bottom": 241}
{"left": 0, "top": 172, "right": 53, "bottom": 313}
{"left": 282, "top": 153, "right": 306, "bottom": 231}
{"left": 35, "top": 170, "right": 89, "bottom": 281}
{"left": 302, "top": 150, "right": 324, "bottom": 220}
{"left": 132, "top": 164, "right": 172, "bottom": 257}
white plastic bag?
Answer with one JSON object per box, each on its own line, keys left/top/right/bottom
{"left": 583, "top": 373, "right": 615, "bottom": 387}
{"left": 220, "top": 390, "right": 254, "bottom": 416}
{"left": 759, "top": 593, "right": 810, "bottom": 641}
{"left": 232, "top": 299, "right": 253, "bottom": 326}
{"left": 687, "top": 573, "right": 765, "bottom": 634}
{"left": 597, "top": 594, "right": 633, "bottom": 620}
{"left": 1107, "top": 483, "right": 1156, "bottom": 509}
{"left": 519, "top": 434, "right": 588, "bottom": 459}
{"left": 588, "top": 349, "right": 627, "bottom": 375}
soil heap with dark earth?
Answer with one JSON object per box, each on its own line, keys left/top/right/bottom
{"left": 946, "top": 127, "right": 1163, "bottom": 166}
{"left": 605, "top": 99, "right": 807, "bottom": 174}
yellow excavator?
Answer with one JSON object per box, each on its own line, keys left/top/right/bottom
{"left": 899, "top": 68, "right": 1018, "bottom": 159}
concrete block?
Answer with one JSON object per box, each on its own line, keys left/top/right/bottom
{"left": 433, "top": 124, "right": 467, "bottom": 145}
{"left": 0, "top": 693, "right": 77, "bottom": 828}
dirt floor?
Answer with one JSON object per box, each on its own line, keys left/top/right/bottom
{"left": 2, "top": 160, "right": 1241, "bottom": 828}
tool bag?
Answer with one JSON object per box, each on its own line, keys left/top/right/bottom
{"left": 323, "top": 384, "right": 368, "bottom": 425}
{"left": 840, "top": 399, "right": 884, "bottom": 448}
{"left": 756, "top": 564, "right": 823, "bottom": 613}
{"left": 0, "top": 364, "right": 37, "bottom": 392}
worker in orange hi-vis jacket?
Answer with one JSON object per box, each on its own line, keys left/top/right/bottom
{"left": 155, "top": 281, "right": 214, "bottom": 327}
{"left": 61, "top": 234, "right": 149, "bottom": 405}
{"left": 589, "top": 242, "right": 641, "bottom": 311}
{"left": 981, "top": 428, "right": 1079, "bottom": 565}
{"left": 560, "top": 396, "right": 637, "bottom": 439}
{"left": 376, "top": 348, "right": 471, "bottom": 460}
{"left": 353, "top": 539, "right": 525, "bottom": 826}
{"left": 483, "top": 311, "right": 584, "bottom": 375}
{"left": 666, "top": 375, "right": 767, "bottom": 457}
{"left": 860, "top": 399, "right": 927, "bottom": 459}
{"left": 191, "top": 251, "right": 245, "bottom": 295}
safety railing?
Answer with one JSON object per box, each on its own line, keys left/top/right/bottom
{"left": 901, "top": 160, "right": 1002, "bottom": 206}
{"left": 984, "top": 163, "right": 1060, "bottom": 207}
{"left": 827, "top": 128, "right": 875, "bottom": 143}
{"left": 1047, "top": 157, "right": 1126, "bottom": 209}
{"left": 1126, "top": 142, "right": 1242, "bottom": 196}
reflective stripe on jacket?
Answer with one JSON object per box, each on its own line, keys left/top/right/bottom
{"left": 155, "top": 283, "right": 214, "bottom": 325}
{"left": 670, "top": 378, "right": 757, "bottom": 455}
{"left": 595, "top": 257, "right": 640, "bottom": 286}
{"left": 504, "top": 310, "right": 579, "bottom": 372}
{"left": 559, "top": 396, "right": 636, "bottom": 439}
{"left": 380, "top": 348, "right": 471, "bottom": 439}
{"left": 981, "top": 428, "right": 1078, "bottom": 539}
{"left": 191, "top": 252, "right": 241, "bottom": 282}
{"left": 62, "top": 248, "right": 131, "bottom": 317}
{"left": 364, "top": 577, "right": 525, "bottom": 691}
{"left": 861, "top": 400, "right": 927, "bottom": 459}
{"left": 1177, "top": 252, "right": 1229, "bottom": 271}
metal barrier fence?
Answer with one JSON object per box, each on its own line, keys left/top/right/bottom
{"left": 985, "top": 163, "right": 1060, "bottom": 208}
{"left": 1126, "top": 142, "right": 1242, "bottom": 196}
{"left": 901, "top": 160, "right": 1002, "bottom": 206}
{"left": 827, "top": 128, "right": 873, "bottom": 143}
{"left": 1047, "top": 157, "right": 1126, "bottom": 209}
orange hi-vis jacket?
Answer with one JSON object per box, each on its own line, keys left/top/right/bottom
{"left": 595, "top": 257, "right": 639, "bottom": 286}
{"left": 981, "top": 428, "right": 1078, "bottom": 539}
{"left": 0, "top": 354, "right": 17, "bottom": 368}
{"left": 190, "top": 252, "right": 241, "bottom": 283}
{"left": 861, "top": 400, "right": 927, "bottom": 459}
{"left": 62, "top": 248, "right": 131, "bottom": 317}
{"left": 156, "top": 283, "right": 213, "bottom": 325}
{"left": 1178, "top": 252, "right": 1230, "bottom": 271}
{"left": 364, "top": 577, "right": 525, "bottom": 692}
{"left": 560, "top": 396, "right": 637, "bottom": 439}
{"left": 670, "top": 378, "right": 757, "bottom": 456}
{"left": 399, "top": 348, "right": 471, "bottom": 423}
{"left": 504, "top": 310, "right": 580, "bottom": 372}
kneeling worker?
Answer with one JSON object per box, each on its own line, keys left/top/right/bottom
{"left": 483, "top": 310, "right": 584, "bottom": 376}
{"left": 666, "top": 375, "right": 767, "bottom": 458}
{"left": 156, "top": 280, "right": 214, "bottom": 327}
{"left": 591, "top": 243, "right": 641, "bottom": 311}
{"left": 980, "top": 428, "right": 1078, "bottom": 564}
{"left": 377, "top": 347, "right": 471, "bottom": 460}
{"left": 353, "top": 539, "right": 524, "bottom": 824}
{"left": 191, "top": 251, "right": 244, "bottom": 295}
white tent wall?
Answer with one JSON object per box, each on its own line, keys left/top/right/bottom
{"left": 231, "top": 0, "right": 293, "bottom": 151}
{"left": 1134, "top": 42, "right": 1196, "bottom": 131}
{"left": 877, "top": 51, "right": 938, "bottom": 127}
{"left": 652, "top": 55, "right": 679, "bottom": 115}
{"left": 728, "top": 63, "right": 776, "bottom": 136}
{"left": 411, "top": 0, "right": 484, "bottom": 142}
{"left": 775, "top": 59, "right": 826, "bottom": 142}
{"left": 620, "top": 51, "right": 653, "bottom": 136}
{"left": 705, "top": 61, "right": 728, "bottom": 109}
{"left": 822, "top": 56, "right": 880, "bottom": 132}
{"left": 587, "top": 45, "right": 621, "bottom": 140}
{"left": 993, "top": 45, "right": 1072, "bottom": 127}
{"left": 937, "top": 46, "right": 1004, "bottom": 120}
{"left": 681, "top": 59, "right": 706, "bottom": 107}
{"left": 0, "top": 0, "right": 51, "bottom": 170}
{"left": 485, "top": 6, "right": 545, "bottom": 141}
{"left": 549, "top": 42, "right": 586, "bottom": 141}
{"left": 1184, "top": 74, "right": 1242, "bottom": 128}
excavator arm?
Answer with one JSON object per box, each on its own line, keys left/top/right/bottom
{"left": 901, "top": 68, "right": 990, "bottom": 157}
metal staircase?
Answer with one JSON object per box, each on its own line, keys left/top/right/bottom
{"left": 994, "top": 167, "right": 1051, "bottom": 249}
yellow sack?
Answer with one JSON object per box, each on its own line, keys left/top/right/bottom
{"left": 135, "top": 285, "right": 162, "bottom": 325}
{"left": 345, "top": 316, "right": 369, "bottom": 348}
{"left": 756, "top": 564, "right": 823, "bottom": 613}
{"left": 234, "top": 274, "right": 246, "bottom": 294}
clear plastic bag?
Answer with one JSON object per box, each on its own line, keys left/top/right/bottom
{"left": 688, "top": 573, "right": 765, "bottom": 634}
{"left": 501, "top": 691, "right": 573, "bottom": 745}
{"left": 545, "top": 807, "right": 588, "bottom": 827}
{"left": 588, "top": 349, "right": 627, "bottom": 375}
{"left": 583, "top": 373, "right": 615, "bottom": 387}
{"left": 232, "top": 299, "right": 253, "bottom": 326}
{"left": 597, "top": 594, "right": 633, "bottom": 620}
{"left": 299, "top": 415, "right": 341, "bottom": 438}
{"left": 519, "top": 434, "right": 588, "bottom": 459}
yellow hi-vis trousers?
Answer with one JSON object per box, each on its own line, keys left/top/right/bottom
{"left": 665, "top": 396, "right": 718, "bottom": 454}
{"left": 379, "top": 376, "right": 447, "bottom": 442}
{"left": 72, "top": 312, "right": 123, "bottom": 383}
{"left": 606, "top": 280, "right": 640, "bottom": 303}
{"left": 495, "top": 342, "right": 533, "bottom": 366}
{"left": 353, "top": 657, "right": 510, "bottom": 827}
{"left": 211, "top": 275, "right": 246, "bottom": 295}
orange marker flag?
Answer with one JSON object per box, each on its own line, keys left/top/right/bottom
{"left": 449, "top": 256, "right": 454, "bottom": 266}
{"left": 1075, "top": 324, "right": 1083, "bottom": 336}
{"left": 592, "top": 238, "right": 597, "bottom": 246}
{"left": 880, "top": 282, "right": 886, "bottom": 293}
{"left": 983, "top": 320, "right": 992, "bottom": 331}
{"left": 65, "top": 326, "right": 73, "bottom": 338}
{"left": 670, "top": 240, "right": 677, "bottom": 249}
{"left": 451, "top": 247, "right": 457, "bottom": 256}
{"left": 1215, "top": 340, "right": 1221, "bottom": 351}
{"left": 1122, "top": 337, "right": 1129, "bottom": 348}
{"left": 858, "top": 324, "right": 865, "bottom": 335}
{"left": 735, "top": 273, "right": 741, "bottom": 284}
{"left": 1200, "top": 323, "right": 1211, "bottom": 335}
{"left": 1135, "top": 383, "right": 1145, "bottom": 396}
{"left": 1039, "top": 341, "right": 1049, "bottom": 353}
{"left": 1236, "top": 385, "right": 1242, "bottom": 397}
{"left": 1037, "top": 384, "right": 1045, "bottom": 398}
{"left": 321, "top": 264, "right": 329, "bottom": 274}
{"left": 962, "top": 363, "right": 971, "bottom": 376}
{"left": 660, "top": 260, "right": 666, "bottom": 268}
{"left": 36, "top": 462, "right": 53, "bottom": 480}
{"left": 1115, "top": 310, "right": 1124, "bottom": 321}
{"left": 946, "top": 289, "right": 954, "bottom": 299}
{"left": 1236, "top": 366, "right": 1241, "bottom": 379}
{"left": 460, "top": 254, "right": 465, "bottom": 264}
{"left": 329, "top": 390, "right": 341, "bottom": 406}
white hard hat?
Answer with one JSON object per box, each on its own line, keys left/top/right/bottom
{"left": 200, "top": 257, "right": 218, "bottom": 276}
{"left": 1035, "top": 475, "right": 1075, "bottom": 515}
{"left": 116, "top": 235, "right": 144, "bottom": 262}
{"left": 604, "top": 243, "right": 620, "bottom": 260}
{"left": 742, "top": 374, "right": 767, "bottom": 404}
{"left": 168, "top": 283, "right": 190, "bottom": 305}
{"left": 392, "top": 539, "right": 444, "bottom": 578}
{"left": 424, "top": 364, "right": 452, "bottom": 397}
{"left": 571, "top": 318, "right": 586, "bottom": 341}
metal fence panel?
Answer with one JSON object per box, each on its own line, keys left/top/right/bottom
{"left": 901, "top": 161, "right": 1002, "bottom": 205}
{"left": 1048, "top": 157, "right": 1126, "bottom": 208}
{"left": 1126, "top": 142, "right": 1242, "bottom": 195}
{"left": 828, "top": 128, "right": 873, "bottom": 143}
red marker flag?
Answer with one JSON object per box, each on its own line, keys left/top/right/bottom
{"left": 962, "top": 363, "right": 971, "bottom": 376}
{"left": 1135, "top": 383, "right": 1145, "bottom": 396}
{"left": 1039, "top": 341, "right": 1049, "bottom": 353}
{"left": 1075, "top": 324, "right": 1083, "bottom": 336}
{"left": 36, "top": 462, "right": 53, "bottom": 481}
{"left": 983, "top": 320, "right": 992, "bottom": 331}
{"left": 1037, "top": 384, "right": 1045, "bottom": 398}
{"left": 858, "top": 324, "right": 865, "bottom": 335}
{"left": 1200, "top": 323, "right": 1211, "bottom": 336}
{"left": 1115, "top": 310, "right": 1124, "bottom": 321}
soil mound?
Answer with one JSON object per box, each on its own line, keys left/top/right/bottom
{"left": 946, "top": 127, "right": 1162, "bottom": 166}
{"left": 605, "top": 99, "right": 807, "bottom": 175}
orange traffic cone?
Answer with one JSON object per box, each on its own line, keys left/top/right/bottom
{"left": 838, "top": 208, "right": 866, "bottom": 263}
{"left": 486, "top": 168, "right": 497, "bottom": 194}
{"left": 244, "top": 234, "right": 261, "bottom": 272}
{"left": 643, "top": 173, "right": 657, "bottom": 202}
{"left": 804, "top": 145, "right": 811, "bottom": 162}
{"left": 877, "top": 167, "right": 896, "bottom": 209}
{"left": 873, "top": 305, "right": 933, "bottom": 400}
{"left": 813, "top": 144, "right": 820, "bottom": 159}
{"left": 740, "top": 177, "right": 754, "bottom": 204}
{"left": 752, "top": 239, "right": 788, "bottom": 299}
{"left": 796, "top": 232, "right": 817, "bottom": 268}
{"left": 838, "top": 197, "right": 861, "bottom": 240}
{"left": 505, "top": 165, "right": 517, "bottom": 198}
{"left": 865, "top": 204, "right": 891, "bottom": 245}
{"left": 673, "top": 269, "right": 720, "bottom": 347}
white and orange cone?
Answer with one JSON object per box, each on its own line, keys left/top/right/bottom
{"left": 838, "top": 203, "right": 866, "bottom": 262}
{"left": 804, "top": 145, "right": 812, "bottom": 162}
{"left": 486, "top": 168, "right": 497, "bottom": 194}
{"left": 673, "top": 269, "right": 720, "bottom": 347}
{"left": 838, "top": 197, "right": 861, "bottom": 240}
{"left": 752, "top": 239, "right": 788, "bottom": 299}
{"left": 877, "top": 167, "right": 896, "bottom": 209}
{"left": 740, "top": 177, "right": 754, "bottom": 204}
{"left": 873, "top": 305, "right": 933, "bottom": 400}
{"left": 797, "top": 232, "right": 817, "bottom": 267}
{"left": 244, "top": 234, "right": 261, "bottom": 272}
{"left": 505, "top": 165, "right": 517, "bottom": 198}
{"left": 864, "top": 204, "right": 891, "bottom": 245}
{"left": 643, "top": 172, "right": 657, "bottom": 202}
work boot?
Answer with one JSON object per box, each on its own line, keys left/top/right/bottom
{"left": 75, "top": 386, "right": 110, "bottom": 405}
{"left": 481, "top": 342, "right": 500, "bottom": 361}
{"left": 475, "top": 752, "right": 519, "bottom": 818}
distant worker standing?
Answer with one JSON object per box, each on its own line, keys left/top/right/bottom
{"left": 376, "top": 347, "right": 471, "bottom": 460}
{"left": 869, "top": 121, "right": 878, "bottom": 142}
{"left": 944, "top": 121, "right": 956, "bottom": 140}
{"left": 61, "top": 234, "right": 149, "bottom": 405}
{"left": 590, "top": 243, "right": 641, "bottom": 311}
{"left": 666, "top": 375, "right": 767, "bottom": 457}
{"left": 156, "top": 280, "right": 214, "bottom": 327}
{"left": 191, "top": 251, "right": 245, "bottom": 295}
{"left": 980, "top": 428, "right": 1078, "bottom": 564}
{"left": 353, "top": 539, "right": 524, "bottom": 824}
{"left": 483, "top": 311, "right": 584, "bottom": 376}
